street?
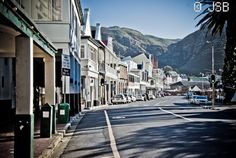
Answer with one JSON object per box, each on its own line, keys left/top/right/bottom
{"left": 55, "top": 96, "right": 236, "bottom": 158}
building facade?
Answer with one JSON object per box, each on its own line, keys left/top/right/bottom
{"left": 0, "top": 0, "right": 58, "bottom": 156}
{"left": 34, "top": 0, "right": 83, "bottom": 114}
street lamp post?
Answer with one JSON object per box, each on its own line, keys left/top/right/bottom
{"left": 207, "top": 41, "right": 215, "bottom": 110}
{"left": 200, "top": 72, "right": 204, "bottom": 93}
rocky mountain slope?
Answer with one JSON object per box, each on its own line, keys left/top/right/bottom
{"left": 101, "top": 26, "right": 226, "bottom": 75}
{"left": 101, "top": 26, "right": 179, "bottom": 56}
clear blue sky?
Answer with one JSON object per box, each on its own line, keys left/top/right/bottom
{"left": 80, "top": 0, "right": 200, "bottom": 39}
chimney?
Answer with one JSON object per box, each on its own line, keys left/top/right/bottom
{"left": 149, "top": 54, "right": 152, "bottom": 62}
{"left": 83, "top": 8, "right": 91, "bottom": 36}
{"left": 95, "top": 23, "right": 101, "bottom": 41}
{"left": 107, "top": 36, "right": 113, "bottom": 52}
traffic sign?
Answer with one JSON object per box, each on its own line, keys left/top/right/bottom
{"left": 62, "top": 54, "right": 70, "bottom": 76}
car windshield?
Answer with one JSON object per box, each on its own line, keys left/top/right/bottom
{"left": 193, "top": 96, "right": 198, "bottom": 99}
{"left": 196, "top": 96, "right": 207, "bottom": 99}
{"left": 115, "top": 95, "right": 123, "bottom": 98}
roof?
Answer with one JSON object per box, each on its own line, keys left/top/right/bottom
{"left": 132, "top": 53, "right": 149, "bottom": 63}
{"left": 167, "top": 71, "right": 178, "bottom": 77}
{"left": 170, "top": 81, "right": 210, "bottom": 88}
{"left": 128, "top": 73, "right": 140, "bottom": 78}
{"left": 190, "top": 86, "right": 202, "bottom": 92}
{"left": 81, "top": 35, "right": 101, "bottom": 48}
{"left": 119, "top": 61, "right": 127, "bottom": 67}
{"left": 122, "top": 56, "right": 132, "bottom": 61}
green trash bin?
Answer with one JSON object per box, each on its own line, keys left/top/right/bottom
{"left": 58, "top": 103, "right": 70, "bottom": 123}
{"left": 40, "top": 103, "right": 52, "bottom": 138}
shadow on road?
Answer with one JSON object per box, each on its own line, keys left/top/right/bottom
{"left": 116, "top": 121, "right": 236, "bottom": 158}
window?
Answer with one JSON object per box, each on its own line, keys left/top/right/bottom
{"left": 89, "top": 46, "right": 97, "bottom": 61}
{"left": 81, "top": 45, "right": 85, "bottom": 58}
{"left": 33, "top": 0, "right": 61, "bottom": 21}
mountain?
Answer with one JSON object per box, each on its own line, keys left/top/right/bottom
{"left": 101, "top": 26, "right": 179, "bottom": 57}
{"left": 158, "top": 29, "right": 226, "bottom": 74}
{"left": 101, "top": 26, "right": 226, "bottom": 75}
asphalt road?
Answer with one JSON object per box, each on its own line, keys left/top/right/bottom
{"left": 58, "top": 96, "right": 236, "bottom": 158}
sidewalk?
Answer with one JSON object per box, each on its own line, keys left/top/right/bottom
{"left": 0, "top": 113, "right": 84, "bottom": 158}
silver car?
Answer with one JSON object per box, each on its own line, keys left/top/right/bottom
{"left": 112, "top": 94, "right": 127, "bottom": 104}
{"left": 194, "top": 96, "right": 209, "bottom": 104}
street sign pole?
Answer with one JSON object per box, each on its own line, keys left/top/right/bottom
{"left": 62, "top": 54, "right": 70, "bottom": 103}
{"left": 64, "top": 75, "right": 66, "bottom": 103}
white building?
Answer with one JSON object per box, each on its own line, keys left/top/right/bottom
{"left": 80, "top": 8, "right": 100, "bottom": 109}
{"left": 34, "top": 0, "right": 83, "bottom": 114}
{"left": 153, "top": 68, "right": 165, "bottom": 91}
{"left": 122, "top": 56, "right": 140, "bottom": 95}
{"left": 132, "top": 53, "right": 152, "bottom": 94}
{"left": 104, "top": 38, "right": 120, "bottom": 104}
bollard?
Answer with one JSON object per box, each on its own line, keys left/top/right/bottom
{"left": 40, "top": 103, "right": 52, "bottom": 138}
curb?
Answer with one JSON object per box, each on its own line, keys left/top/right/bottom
{"left": 38, "top": 133, "right": 63, "bottom": 158}
{"left": 38, "top": 113, "right": 84, "bottom": 158}
{"left": 89, "top": 104, "right": 109, "bottom": 110}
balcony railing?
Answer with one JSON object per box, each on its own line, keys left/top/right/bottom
{"left": 81, "top": 59, "right": 98, "bottom": 72}
{"left": 99, "top": 62, "right": 105, "bottom": 73}
{"left": 105, "top": 64, "right": 117, "bottom": 79}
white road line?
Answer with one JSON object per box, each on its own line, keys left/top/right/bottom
{"left": 158, "top": 107, "right": 193, "bottom": 121}
{"left": 104, "top": 110, "right": 121, "bottom": 158}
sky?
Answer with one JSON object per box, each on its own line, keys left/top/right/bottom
{"left": 80, "top": 0, "right": 201, "bottom": 39}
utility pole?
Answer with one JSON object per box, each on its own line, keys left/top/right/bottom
{"left": 211, "top": 44, "right": 215, "bottom": 110}
{"left": 200, "top": 72, "right": 204, "bottom": 93}
{"left": 207, "top": 41, "right": 215, "bottom": 110}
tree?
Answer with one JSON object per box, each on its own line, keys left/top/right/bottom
{"left": 196, "top": 0, "right": 236, "bottom": 103}
{"left": 163, "top": 65, "right": 173, "bottom": 74}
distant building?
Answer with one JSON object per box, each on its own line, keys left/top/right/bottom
{"left": 153, "top": 68, "right": 165, "bottom": 91}
{"left": 170, "top": 80, "right": 210, "bottom": 92}
{"left": 117, "top": 62, "right": 128, "bottom": 94}
{"left": 122, "top": 57, "right": 140, "bottom": 95}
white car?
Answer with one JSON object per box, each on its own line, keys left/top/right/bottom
{"left": 129, "top": 95, "right": 136, "bottom": 102}
{"left": 194, "top": 96, "right": 209, "bottom": 104}
{"left": 136, "top": 94, "right": 145, "bottom": 101}
{"left": 112, "top": 94, "right": 127, "bottom": 104}
{"left": 123, "top": 94, "right": 132, "bottom": 103}
{"left": 149, "top": 94, "right": 156, "bottom": 100}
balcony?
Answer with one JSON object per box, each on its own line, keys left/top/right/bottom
{"left": 99, "top": 62, "right": 105, "bottom": 74}
{"left": 81, "top": 59, "right": 98, "bottom": 72}
{"left": 105, "top": 64, "right": 117, "bottom": 79}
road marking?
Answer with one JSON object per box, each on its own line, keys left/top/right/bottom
{"left": 112, "top": 116, "right": 126, "bottom": 119}
{"left": 104, "top": 110, "right": 121, "bottom": 158}
{"left": 158, "top": 107, "right": 193, "bottom": 121}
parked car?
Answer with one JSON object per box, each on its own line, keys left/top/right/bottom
{"left": 190, "top": 95, "right": 198, "bottom": 104}
{"left": 123, "top": 93, "right": 132, "bottom": 103}
{"left": 112, "top": 94, "right": 127, "bottom": 104}
{"left": 193, "top": 95, "right": 209, "bottom": 104}
{"left": 136, "top": 94, "right": 145, "bottom": 101}
{"left": 129, "top": 95, "right": 136, "bottom": 102}
{"left": 148, "top": 94, "right": 155, "bottom": 100}
{"left": 142, "top": 93, "right": 149, "bottom": 101}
